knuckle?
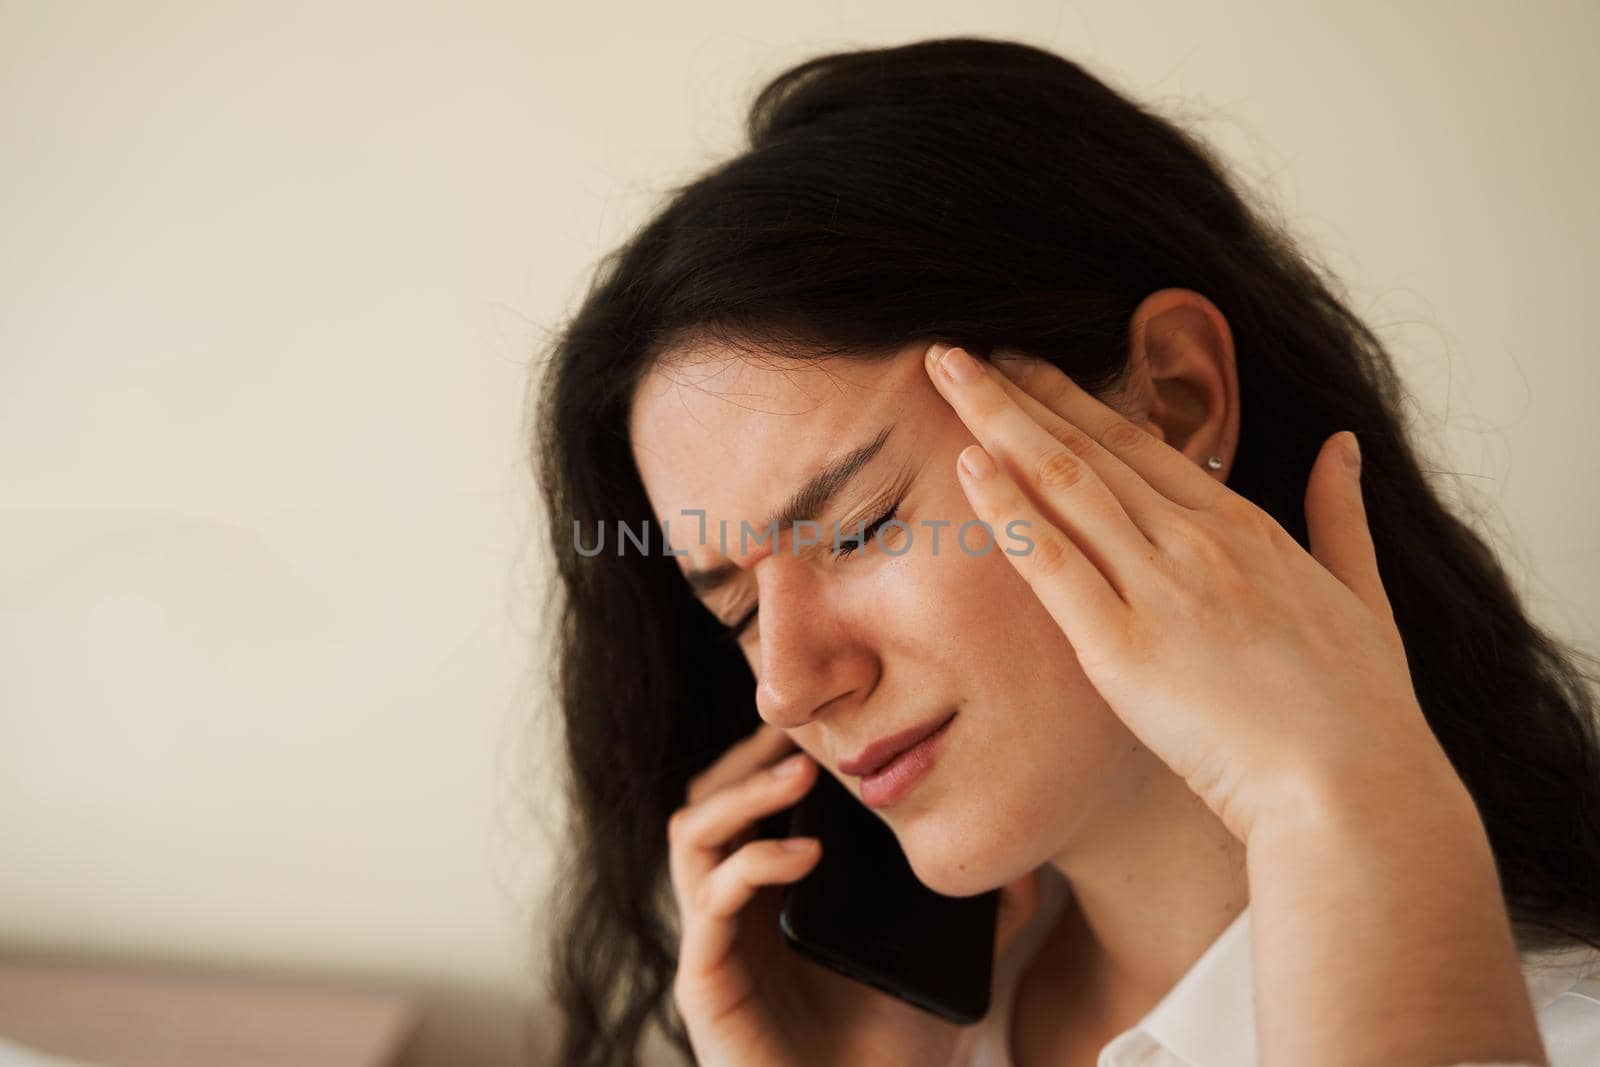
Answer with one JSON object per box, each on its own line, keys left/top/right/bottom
{"left": 1044, "top": 419, "right": 1095, "bottom": 459}
{"left": 1169, "top": 514, "right": 1234, "bottom": 570}
{"left": 1036, "top": 449, "right": 1088, "bottom": 491}
{"left": 1213, "top": 495, "right": 1285, "bottom": 550}
{"left": 1031, "top": 375, "right": 1068, "bottom": 407}
{"left": 1028, "top": 532, "right": 1073, "bottom": 578}
{"left": 666, "top": 807, "right": 694, "bottom": 847}
{"left": 1248, "top": 506, "right": 1295, "bottom": 550}
{"left": 1214, "top": 489, "right": 1261, "bottom": 525}
{"left": 1097, "top": 418, "right": 1150, "bottom": 456}
{"left": 1162, "top": 517, "right": 1259, "bottom": 610}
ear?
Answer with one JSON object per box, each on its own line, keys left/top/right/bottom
{"left": 1121, "top": 289, "right": 1241, "bottom": 479}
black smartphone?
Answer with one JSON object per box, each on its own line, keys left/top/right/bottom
{"left": 759, "top": 761, "right": 999, "bottom": 1025}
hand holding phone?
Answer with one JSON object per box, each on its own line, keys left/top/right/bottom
{"left": 668, "top": 721, "right": 981, "bottom": 1067}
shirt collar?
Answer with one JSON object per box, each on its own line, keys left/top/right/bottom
{"left": 1134, "top": 905, "right": 1257, "bottom": 1067}
{"left": 1111, "top": 904, "right": 1600, "bottom": 1067}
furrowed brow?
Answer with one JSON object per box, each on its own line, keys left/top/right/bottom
{"left": 684, "top": 424, "right": 893, "bottom": 598}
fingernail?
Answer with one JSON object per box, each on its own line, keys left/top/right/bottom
{"left": 936, "top": 345, "right": 984, "bottom": 384}
{"left": 775, "top": 752, "right": 809, "bottom": 776}
{"left": 782, "top": 837, "right": 818, "bottom": 852}
{"left": 1343, "top": 431, "right": 1361, "bottom": 472}
{"left": 959, "top": 445, "right": 995, "bottom": 480}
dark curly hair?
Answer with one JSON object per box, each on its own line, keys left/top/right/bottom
{"left": 524, "top": 35, "right": 1600, "bottom": 1067}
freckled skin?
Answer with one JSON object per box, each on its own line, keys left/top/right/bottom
{"left": 628, "top": 339, "right": 1167, "bottom": 896}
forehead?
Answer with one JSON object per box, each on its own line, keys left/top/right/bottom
{"left": 627, "top": 339, "right": 937, "bottom": 566}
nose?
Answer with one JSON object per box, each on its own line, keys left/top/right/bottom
{"left": 752, "top": 552, "right": 875, "bottom": 730}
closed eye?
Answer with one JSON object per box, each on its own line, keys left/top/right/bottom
{"left": 832, "top": 499, "right": 902, "bottom": 560}
{"left": 714, "top": 497, "right": 904, "bottom": 644}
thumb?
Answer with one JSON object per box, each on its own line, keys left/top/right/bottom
{"left": 1304, "top": 431, "right": 1404, "bottom": 659}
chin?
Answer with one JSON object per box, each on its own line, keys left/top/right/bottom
{"left": 895, "top": 820, "right": 1008, "bottom": 898}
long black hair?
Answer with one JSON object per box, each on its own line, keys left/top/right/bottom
{"left": 526, "top": 36, "right": 1600, "bottom": 1067}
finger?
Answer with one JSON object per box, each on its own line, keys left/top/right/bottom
{"left": 679, "top": 837, "right": 822, "bottom": 979}
{"left": 954, "top": 439, "right": 1131, "bottom": 623}
{"left": 992, "top": 352, "right": 1228, "bottom": 512}
{"left": 1303, "top": 432, "right": 1405, "bottom": 658}
{"left": 669, "top": 752, "right": 817, "bottom": 910}
{"left": 986, "top": 356, "right": 1183, "bottom": 541}
{"left": 686, "top": 720, "right": 798, "bottom": 805}
{"left": 926, "top": 342, "right": 1154, "bottom": 592}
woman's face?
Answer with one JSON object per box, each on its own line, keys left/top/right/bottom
{"left": 628, "top": 339, "right": 1163, "bottom": 896}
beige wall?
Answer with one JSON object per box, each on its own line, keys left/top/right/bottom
{"left": 3, "top": 2, "right": 1595, "bottom": 1065}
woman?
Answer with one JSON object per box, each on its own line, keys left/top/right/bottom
{"left": 529, "top": 36, "right": 1600, "bottom": 1067}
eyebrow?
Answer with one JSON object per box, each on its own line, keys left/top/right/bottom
{"left": 684, "top": 424, "right": 894, "bottom": 598}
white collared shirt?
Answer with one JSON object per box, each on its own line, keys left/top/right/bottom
{"left": 949, "top": 865, "right": 1600, "bottom": 1067}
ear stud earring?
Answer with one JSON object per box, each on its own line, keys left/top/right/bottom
{"left": 1206, "top": 456, "right": 1224, "bottom": 471}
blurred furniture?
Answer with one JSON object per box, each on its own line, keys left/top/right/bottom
{"left": 0, "top": 959, "right": 416, "bottom": 1067}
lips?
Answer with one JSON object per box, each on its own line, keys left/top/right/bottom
{"left": 838, "top": 710, "right": 958, "bottom": 777}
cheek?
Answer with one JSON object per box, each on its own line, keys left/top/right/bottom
{"left": 858, "top": 531, "right": 1004, "bottom": 655}
{"left": 873, "top": 525, "right": 1081, "bottom": 670}
{"left": 848, "top": 513, "right": 1154, "bottom": 871}
{"left": 878, "top": 526, "right": 1130, "bottom": 754}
